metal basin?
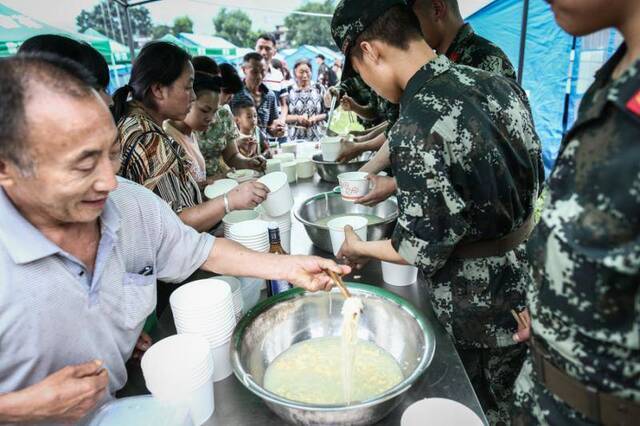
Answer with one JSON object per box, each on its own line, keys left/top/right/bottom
{"left": 294, "top": 191, "right": 398, "bottom": 253}
{"left": 312, "top": 153, "right": 371, "bottom": 183}
{"left": 231, "top": 284, "right": 436, "bottom": 426}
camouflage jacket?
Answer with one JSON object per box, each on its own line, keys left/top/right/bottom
{"left": 370, "top": 94, "right": 400, "bottom": 135}
{"left": 389, "top": 55, "right": 544, "bottom": 348}
{"left": 526, "top": 44, "right": 640, "bottom": 402}
{"left": 447, "top": 23, "right": 517, "bottom": 81}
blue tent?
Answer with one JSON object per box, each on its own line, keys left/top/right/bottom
{"left": 468, "top": 0, "right": 620, "bottom": 175}
{"left": 281, "top": 45, "right": 341, "bottom": 81}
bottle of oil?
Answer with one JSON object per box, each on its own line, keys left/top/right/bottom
{"left": 267, "top": 222, "right": 292, "bottom": 297}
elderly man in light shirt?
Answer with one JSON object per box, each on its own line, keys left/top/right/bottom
{"left": 0, "top": 54, "right": 348, "bottom": 424}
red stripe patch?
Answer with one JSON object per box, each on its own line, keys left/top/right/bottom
{"left": 626, "top": 90, "right": 640, "bottom": 116}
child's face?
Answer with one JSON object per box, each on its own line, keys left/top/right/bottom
{"left": 235, "top": 107, "right": 258, "bottom": 134}
{"left": 547, "top": 0, "right": 625, "bottom": 36}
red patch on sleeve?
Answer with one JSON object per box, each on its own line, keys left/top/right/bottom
{"left": 626, "top": 90, "right": 640, "bottom": 116}
{"left": 448, "top": 52, "right": 461, "bottom": 63}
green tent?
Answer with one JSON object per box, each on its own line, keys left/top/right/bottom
{"left": 0, "top": 4, "right": 130, "bottom": 64}
{"left": 158, "top": 33, "right": 199, "bottom": 56}
{"left": 177, "top": 33, "right": 237, "bottom": 57}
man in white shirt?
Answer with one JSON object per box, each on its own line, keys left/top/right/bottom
{"left": 255, "top": 33, "right": 288, "bottom": 116}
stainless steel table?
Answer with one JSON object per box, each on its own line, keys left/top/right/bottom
{"left": 122, "top": 176, "right": 488, "bottom": 425}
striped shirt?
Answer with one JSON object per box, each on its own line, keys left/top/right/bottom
{"left": 117, "top": 101, "right": 201, "bottom": 213}
{"left": 0, "top": 178, "right": 214, "bottom": 399}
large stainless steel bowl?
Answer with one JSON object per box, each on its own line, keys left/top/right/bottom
{"left": 294, "top": 191, "right": 398, "bottom": 253}
{"left": 312, "top": 153, "right": 371, "bottom": 183}
{"left": 231, "top": 284, "right": 436, "bottom": 426}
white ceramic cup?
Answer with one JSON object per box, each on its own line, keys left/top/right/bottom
{"left": 282, "top": 161, "right": 298, "bottom": 183}
{"left": 320, "top": 136, "right": 342, "bottom": 162}
{"left": 265, "top": 159, "right": 282, "bottom": 174}
{"left": 327, "top": 215, "right": 368, "bottom": 256}
{"left": 381, "top": 261, "right": 419, "bottom": 286}
{"left": 258, "top": 172, "right": 294, "bottom": 217}
{"left": 338, "top": 172, "right": 370, "bottom": 201}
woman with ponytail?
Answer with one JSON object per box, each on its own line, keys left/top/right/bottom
{"left": 114, "top": 42, "right": 268, "bottom": 233}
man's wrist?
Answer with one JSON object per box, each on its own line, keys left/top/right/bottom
{"left": 0, "top": 387, "right": 38, "bottom": 423}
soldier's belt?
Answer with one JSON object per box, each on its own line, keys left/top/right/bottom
{"left": 452, "top": 215, "right": 535, "bottom": 259}
{"left": 530, "top": 337, "right": 640, "bottom": 425}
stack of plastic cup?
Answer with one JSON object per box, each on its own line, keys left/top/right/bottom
{"left": 227, "top": 220, "right": 270, "bottom": 252}
{"left": 169, "top": 279, "right": 237, "bottom": 382}
{"left": 141, "top": 334, "right": 214, "bottom": 425}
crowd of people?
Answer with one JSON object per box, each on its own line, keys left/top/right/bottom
{"left": 0, "top": 0, "right": 638, "bottom": 425}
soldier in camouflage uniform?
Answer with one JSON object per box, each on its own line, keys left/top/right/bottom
{"left": 331, "top": 1, "right": 544, "bottom": 424}
{"left": 511, "top": 1, "right": 640, "bottom": 424}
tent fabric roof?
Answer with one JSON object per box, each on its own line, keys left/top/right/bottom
{"left": 0, "top": 3, "right": 68, "bottom": 55}
{"left": 177, "top": 33, "right": 237, "bottom": 56}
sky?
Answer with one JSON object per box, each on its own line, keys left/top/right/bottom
{"left": 1, "top": 0, "right": 493, "bottom": 35}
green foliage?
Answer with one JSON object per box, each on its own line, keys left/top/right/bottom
{"left": 173, "top": 16, "right": 194, "bottom": 36}
{"left": 75, "top": 1, "right": 152, "bottom": 45}
{"left": 213, "top": 8, "right": 258, "bottom": 48}
{"left": 284, "top": 0, "right": 335, "bottom": 48}
{"left": 152, "top": 24, "right": 171, "bottom": 40}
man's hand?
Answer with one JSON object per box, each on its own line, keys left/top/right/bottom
{"left": 336, "top": 137, "right": 362, "bottom": 163}
{"left": 269, "top": 120, "right": 286, "bottom": 137}
{"left": 340, "top": 95, "right": 357, "bottom": 112}
{"left": 245, "top": 155, "right": 267, "bottom": 172}
{"left": 356, "top": 176, "right": 397, "bottom": 206}
{"left": 512, "top": 309, "right": 531, "bottom": 343}
{"left": 0, "top": 361, "right": 109, "bottom": 423}
{"left": 283, "top": 256, "right": 351, "bottom": 291}
{"left": 336, "top": 226, "right": 370, "bottom": 270}
{"left": 227, "top": 180, "right": 269, "bottom": 210}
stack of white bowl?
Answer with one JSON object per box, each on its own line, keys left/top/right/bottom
{"left": 222, "top": 210, "right": 259, "bottom": 239}
{"left": 227, "top": 220, "right": 270, "bottom": 252}
{"left": 259, "top": 209, "right": 292, "bottom": 253}
{"left": 141, "top": 334, "right": 215, "bottom": 425}
{"left": 216, "top": 276, "right": 244, "bottom": 320}
{"left": 169, "top": 279, "right": 237, "bottom": 382}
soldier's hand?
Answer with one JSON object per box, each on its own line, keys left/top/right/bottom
{"left": 337, "top": 226, "right": 370, "bottom": 270}
{"left": 340, "top": 95, "right": 356, "bottom": 112}
{"left": 512, "top": 309, "right": 531, "bottom": 343}
{"left": 336, "top": 137, "right": 362, "bottom": 163}
{"left": 356, "top": 176, "right": 397, "bottom": 206}
{"left": 11, "top": 361, "right": 109, "bottom": 423}
{"left": 324, "top": 86, "right": 341, "bottom": 107}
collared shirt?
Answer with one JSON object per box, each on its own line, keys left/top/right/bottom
{"left": 117, "top": 100, "right": 202, "bottom": 213}
{"left": 0, "top": 178, "right": 215, "bottom": 397}
{"left": 389, "top": 55, "right": 543, "bottom": 348}
{"left": 196, "top": 104, "right": 239, "bottom": 178}
{"left": 263, "top": 66, "right": 286, "bottom": 100}
{"left": 230, "top": 83, "right": 279, "bottom": 131}
{"left": 446, "top": 23, "right": 517, "bottom": 81}
{"left": 514, "top": 44, "right": 640, "bottom": 421}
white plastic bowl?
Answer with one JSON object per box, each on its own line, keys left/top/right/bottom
{"left": 203, "top": 179, "right": 238, "bottom": 200}
{"left": 338, "top": 171, "right": 370, "bottom": 201}
{"left": 381, "top": 262, "right": 419, "bottom": 286}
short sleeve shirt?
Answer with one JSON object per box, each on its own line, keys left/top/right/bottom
{"left": 230, "top": 83, "right": 279, "bottom": 130}
{"left": 0, "top": 178, "right": 215, "bottom": 397}
{"left": 197, "top": 104, "right": 239, "bottom": 178}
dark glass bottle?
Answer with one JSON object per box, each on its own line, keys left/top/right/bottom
{"left": 267, "top": 222, "right": 292, "bottom": 297}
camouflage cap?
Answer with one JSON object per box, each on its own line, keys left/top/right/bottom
{"left": 331, "top": 0, "right": 408, "bottom": 80}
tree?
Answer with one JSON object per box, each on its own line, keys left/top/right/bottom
{"left": 284, "top": 1, "right": 335, "bottom": 48}
{"left": 173, "top": 16, "right": 193, "bottom": 35}
{"left": 213, "top": 8, "right": 257, "bottom": 48}
{"left": 76, "top": 1, "right": 152, "bottom": 46}
{"left": 152, "top": 24, "right": 171, "bottom": 40}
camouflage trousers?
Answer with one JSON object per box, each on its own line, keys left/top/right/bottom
{"left": 457, "top": 343, "right": 527, "bottom": 426}
{"left": 512, "top": 357, "right": 597, "bottom": 426}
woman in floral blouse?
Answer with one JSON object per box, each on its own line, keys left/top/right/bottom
{"left": 285, "top": 59, "right": 327, "bottom": 141}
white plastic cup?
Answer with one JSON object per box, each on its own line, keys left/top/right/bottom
{"left": 211, "top": 340, "right": 233, "bottom": 382}
{"left": 338, "top": 172, "right": 370, "bottom": 201}
{"left": 401, "top": 398, "right": 483, "bottom": 426}
{"left": 327, "top": 216, "right": 368, "bottom": 256}
{"left": 381, "top": 261, "right": 419, "bottom": 286}
{"left": 283, "top": 161, "right": 298, "bottom": 183}
{"left": 186, "top": 380, "right": 215, "bottom": 425}
{"left": 239, "top": 277, "right": 263, "bottom": 312}
{"left": 320, "top": 136, "right": 342, "bottom": 162}
{"left": 280, "top": 141, "right": 298, "bottom": 156}
{"left": 296, "top": 158, "right": 315, "bottom": 179}
{"left": 265, "top": 159, "right": 282, "bottom": 174}
{"left": 203, "top": 179, "right": 238, "bottom": 200}
{"left": 258, "top": 172, "right": 294, "bottom": 217}
{"left": 274, "top": 153, "right": 295, "bottom": 163}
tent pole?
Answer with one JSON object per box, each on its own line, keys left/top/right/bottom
{"left": 517, "top": 0, "right": 530, "bottom": 85}
{"left": 121, "top": 0, "right": 136, "bottom": 61}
